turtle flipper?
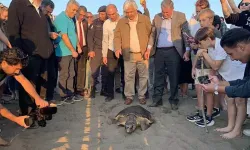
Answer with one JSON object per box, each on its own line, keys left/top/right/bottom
{"left": 140, "top": 119, "right": 150, "bottom": 131}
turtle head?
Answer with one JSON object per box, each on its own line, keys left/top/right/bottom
{"left": 125, "top": 115, "right": 137, "bottom": 134}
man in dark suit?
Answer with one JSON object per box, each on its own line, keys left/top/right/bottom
{"left": 148, "top": 0, "right": 191, "bottom": 110}
{"left": 87, "top": 6, "right": 107, "bottom": 98}
{"left": 73, "top": 6, "right": 89, "bottom": 96}
{"left": 40, "top": 0, "right": 58, "bottom": 102}
{"left": 8, "top": 0, "right": 52, "bottom": 115}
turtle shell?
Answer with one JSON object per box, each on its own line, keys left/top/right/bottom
{"left": 115, "top": 105, "right": 154, "bottom": 124}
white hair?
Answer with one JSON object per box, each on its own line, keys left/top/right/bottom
{"left": 67, "top": 0, "right": 80, "bottom": 7}
{"left": 161, "top": 0, "right": 174, "bottom": 9}
{"left": 123, "top": 0, "right": 138, "bottom": 11}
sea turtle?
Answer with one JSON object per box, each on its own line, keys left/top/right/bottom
{"left": 110, "top": 105, "right": 155, "bottom": 134}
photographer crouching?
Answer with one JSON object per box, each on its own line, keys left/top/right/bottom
{"left": 201, "top": 28, "right": 250, "bottom": 141}
{"left": 0, "top": 47, "right": 50, "bottom": 146}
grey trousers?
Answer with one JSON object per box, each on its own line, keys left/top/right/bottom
{"left": 75, "top": 46, "right": 88, "bottom": 92}
{"left": 57, "top": 56, "right": 75, "bottom": 98}
{"left": 124, "top": 53, "right": 148, "bottom": 99}
{"left": 148, "top": 57, "right": 155, "bottom": 92}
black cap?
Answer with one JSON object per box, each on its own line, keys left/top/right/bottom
{"left": 98, "top": 5, "right": 107, "bottom": 12}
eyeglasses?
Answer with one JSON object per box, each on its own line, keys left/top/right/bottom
{"left": 240, "top": 2, "right": 250, "bottom": 6}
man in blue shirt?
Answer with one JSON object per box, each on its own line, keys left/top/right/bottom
{"left": 54, "top": 0, "right": 82, "bottom": 105}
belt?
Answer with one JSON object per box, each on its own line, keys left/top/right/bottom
{"left": 129, "top": 51, "right": 141, "bottom": 54}
{"left": 157, "top": 46, "right": 174, "bottom": 50}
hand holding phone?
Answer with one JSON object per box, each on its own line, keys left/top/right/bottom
{"left": 56, "top": 31, "right": 61, "bottom": 36}
{"left": 183, "top": 32, "right": 196, "bottom": 44}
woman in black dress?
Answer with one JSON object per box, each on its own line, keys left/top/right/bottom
{"left": 179, "top": 58, "right": 194, "bottom": 98}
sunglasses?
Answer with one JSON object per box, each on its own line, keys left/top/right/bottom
{"left": 240, "top": 2, "right": 250, "bottom": 6}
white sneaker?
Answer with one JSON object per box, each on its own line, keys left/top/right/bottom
{"left": 243, "top": 129, "right": 250, "bottom": 137}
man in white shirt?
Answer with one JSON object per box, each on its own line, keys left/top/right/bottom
{"left": 73, "top": 6, "right": 88, "bottom": 97}
{"left": 102, "top": 4, "right": 119, "bottom": 102}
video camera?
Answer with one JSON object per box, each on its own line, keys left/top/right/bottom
{"left": 25, "top": 105, "right": 57, "bottom": 127}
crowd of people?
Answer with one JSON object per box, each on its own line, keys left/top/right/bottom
{"left": 0, "top": 0, "right": 250, "bottom": 147}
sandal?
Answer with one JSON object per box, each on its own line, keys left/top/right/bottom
{"left": 139, "top": 98, "right": 146, "bottom": 105}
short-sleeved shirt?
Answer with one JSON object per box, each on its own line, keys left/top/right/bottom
{"left": 54, "top": 11, "right": 77, "bottom": 57}
{"left": 208, "top": 38, "right": 246, "bottom": 81}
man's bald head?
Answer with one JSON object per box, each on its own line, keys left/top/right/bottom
{"left": 107, "top": 4, "right": 117, "bottom": 11}
{"left": 106, "top": 4, "right": 119, "bottom": 22}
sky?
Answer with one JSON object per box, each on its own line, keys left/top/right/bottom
{"left": 1, "top": 0, "right": 242, "bottom": 20}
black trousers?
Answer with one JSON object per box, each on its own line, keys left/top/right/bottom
{"left": 153, "top": 47, "right": 181, "bottom": 105}
{"left": 46, "top": 52, "right": 57, "bottom": 100}
{"left": 116, "top": 56, "right": 125, "bottom": 96}
{"left": 19, "top": 55, "right": 54, "bottom": 115}
{"left": 75, "top": 46, "right": 88, "bottom": 92}
{"left": 90, "top": 50, "right": 107, "bottom": 90}
{"left": 106, "top": 50, "right": 118, "bottom": 97}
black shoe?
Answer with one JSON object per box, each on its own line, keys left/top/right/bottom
{"left": 62, "top": 96, "right": 74, "bottom": 104}
{"left": 212, "top": 107, "right": 221, "bottom": 118}
{"left": 148, "top": 101, "right": 163, "bottom": 107}
{"left": 170, "top": 103, "right": 178, "bottom": 110}
{"left": 115, "top": 88, "right": 121, "bottom": 93}
{"left": 105, "top": 96, "right": 114, "bottom": 102}
{"left": 186, "top": 111, "right": 203, "bottom": 123}
{"left": 195, "top": 116, "right": 215, "bottom": 128}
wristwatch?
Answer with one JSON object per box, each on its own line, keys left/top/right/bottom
{"left": 214, "top": 84, "right": 219, "bottom": 95}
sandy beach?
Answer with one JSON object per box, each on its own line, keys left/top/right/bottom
{"left": 1, "top": 91, "right": 250, "bottom": 150}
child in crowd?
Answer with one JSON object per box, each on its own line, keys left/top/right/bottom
{"left": 187, "top": 8, "right": 221, "bottom": 127}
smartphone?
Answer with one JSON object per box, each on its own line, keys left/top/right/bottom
{"left": 198, "top": 75, "right": 211, "bottom": 84}
{"left": 56, "top": 31, "right": 61, "bottom": 34}
{"left": 183, "top": 32, "right": 196, "bottom": 44}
